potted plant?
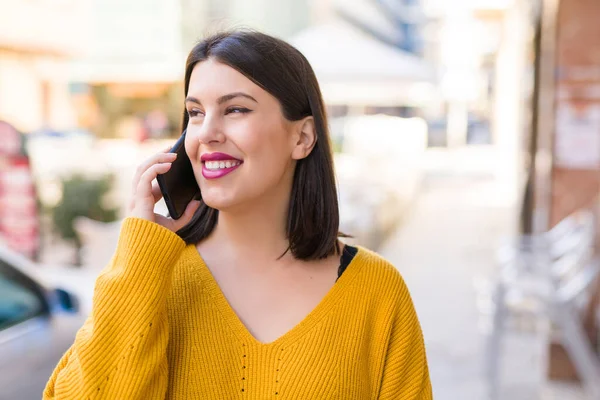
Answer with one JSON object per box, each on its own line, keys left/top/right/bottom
{"left": 51, "top": 174, "right": 118, "bottom": 266}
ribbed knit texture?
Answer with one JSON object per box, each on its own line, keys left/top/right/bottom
{"left": 44, "top": 218, "right": 432, "bottom": 399}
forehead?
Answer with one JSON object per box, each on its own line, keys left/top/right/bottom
{"left": 188, "top": 59, "right": 260, "bottom": 97}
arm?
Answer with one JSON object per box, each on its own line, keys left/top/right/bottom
{"left": 378, "top": 283, "right": 433, "bottom": 400}
{"left": 43, "top": 218, "right": 185, "bottom": 400}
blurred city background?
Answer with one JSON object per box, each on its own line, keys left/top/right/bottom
{"left": 1, "top": 0, "right": 600, "bottom": 399}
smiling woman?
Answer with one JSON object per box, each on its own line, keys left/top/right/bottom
{"left": 43, "top": 30, "right": 432, "bottom": 400}
{"left": 177, "top": 35, "right": 339, "bottom": 260}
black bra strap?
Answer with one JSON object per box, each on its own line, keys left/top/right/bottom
{"left": 337, "top": 245, "right": 358, "bottom": 281}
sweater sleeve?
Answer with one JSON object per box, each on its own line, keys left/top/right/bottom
{"left": 378, "top": 281, "right": 433, "bottom": 400}
{"left": 43, "top": 217, "right": 186, "bottom": 400}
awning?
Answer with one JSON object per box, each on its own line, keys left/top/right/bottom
{"left": 288, "top": 21, "right": 438, "bottom": 106}
{"left": 289, "top": 21, "right": 436, "bottom": 83}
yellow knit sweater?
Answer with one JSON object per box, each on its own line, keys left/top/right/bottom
{"left": 44, "top": 218, "right": 432, "bottom": 399}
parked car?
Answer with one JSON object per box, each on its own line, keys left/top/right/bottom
{"left": 0, "top": 246, "right": 85, "bottom": 400}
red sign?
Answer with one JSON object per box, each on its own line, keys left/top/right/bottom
{"left": 0, "top": 121, "right": 40, "bottom": 259}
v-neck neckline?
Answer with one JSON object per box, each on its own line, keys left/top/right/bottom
{"left": 185, "top": 245, "right": 365, "bottom": 347}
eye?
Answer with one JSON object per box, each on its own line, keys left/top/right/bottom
{"left": 187, "top": 108, "right": 204, "bottom": 118}
{"left": 225, "top": 107, "right": 251, "bottom": 115}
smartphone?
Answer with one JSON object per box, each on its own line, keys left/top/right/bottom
{"left": 156, "top": 130, "right": 201, "bottom": 219}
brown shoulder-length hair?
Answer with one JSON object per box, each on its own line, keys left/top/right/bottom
{"left": 176, "top": 30, "right": 342, "bottom": 260}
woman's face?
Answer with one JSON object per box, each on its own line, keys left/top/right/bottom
{"left": 184, "top": 59, "right": 313, "bottom": 212}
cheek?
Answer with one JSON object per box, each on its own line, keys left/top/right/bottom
{"left": 238, "top": 128, "right": 290, "bottom": 169}
{"left": 237, "top": 118, "right": 291, "bottom": 155}
{"left": 184, "top": 132, "right": 198, "bottom": 161}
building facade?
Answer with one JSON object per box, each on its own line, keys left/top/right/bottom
{"left": 69, "top": 0, "right": 187, "bottom": 139}
{"left": 0, "top": 0, "right": 88, "bottom": 132}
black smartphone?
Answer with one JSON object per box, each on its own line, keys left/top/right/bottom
{"left": 156, "top": 130, "right": 201, "bottom": 219}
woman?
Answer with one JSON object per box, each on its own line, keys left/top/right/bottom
{"left": 44, "top": 30, "right": 432, "bottom": 399}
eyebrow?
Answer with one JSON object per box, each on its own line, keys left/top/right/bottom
{"left": 185, "top": 92, "right": 258, "bottom": 105}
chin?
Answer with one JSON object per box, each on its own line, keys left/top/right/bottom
{"left": 201, "top": 193, "right": 239, "bottom": 211}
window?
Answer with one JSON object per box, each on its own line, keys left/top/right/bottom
{"left": 0, "top": 259, "right": 48, "bottom": 331}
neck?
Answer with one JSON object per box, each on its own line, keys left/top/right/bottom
{"left": 212, "top": 189, "right": 292, "bottom": 264}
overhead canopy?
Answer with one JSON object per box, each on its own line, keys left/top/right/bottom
{"left": 289, "top": 21, "right": 437, "bottom": 84}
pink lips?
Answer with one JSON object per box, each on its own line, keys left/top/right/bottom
{"left": 201, "top": 152, "right": 242, "bottom": 180}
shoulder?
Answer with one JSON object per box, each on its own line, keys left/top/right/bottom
{"left": 344, "top": 247, "right": 422, "bottom": 337}
{"left": 352, "top": 246, "right": 408, "bottom": 290}
{"left": 348, "top": 246, "right": 414, "bottom": 309}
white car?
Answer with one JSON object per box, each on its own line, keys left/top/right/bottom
{"left": 0, "top": 246, "right": 85, "bottom": 400}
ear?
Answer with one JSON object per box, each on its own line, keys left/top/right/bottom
{"left": 291, "top": 116, "right": 317, "bottom": 160}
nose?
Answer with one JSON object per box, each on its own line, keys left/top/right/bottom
{"left": 192, "top": 113, "right": 225, "bottom": 145}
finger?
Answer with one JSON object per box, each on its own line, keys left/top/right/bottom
{"left": 182, "top": 200, "right": 201, "bottom": 219}
{"left": 151, "top": 181, "right": 163, "bottom": 203}
{"left": 132, "top": 151, "right": 176, "bottom": 189}
{"left": 170, "top": 200, "right": 201, "bottom": 231}
{"left": 136, "top": 163, "right": 172, "bottom": 201}
{"left": 131, "top": 152, "right": 177, "bottom": 195}
{"left": 154, "top": 213, "right": 172, "bottom": 229}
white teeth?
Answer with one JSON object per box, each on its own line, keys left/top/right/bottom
{"left": 205, "top": 160, "right": 240, "bottom": 170}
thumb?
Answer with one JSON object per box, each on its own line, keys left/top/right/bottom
{"left": 157, "top": 200, "right": 201, "bottom": 232}
{"left": 183, "top": 199, "right": 202, "bottom": 219}
{"left": 176, "top": 200, "right": 202, "bottom": 227}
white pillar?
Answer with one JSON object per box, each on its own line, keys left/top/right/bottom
{"left": 492, "top": 0, "right": 529, "bottom": 206}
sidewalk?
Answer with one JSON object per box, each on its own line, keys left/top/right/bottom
{"left": 378, "top": 148, "right": 587, "bottom": 400}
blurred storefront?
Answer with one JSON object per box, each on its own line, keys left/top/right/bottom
{"left": 548, "top": 0, "right": 600, "bottom": 382}
{"left": 519, "top": 0, "right": 600, "bottom": 388}
{"left": 69, "top": 0, "right": 186, "bottom": 139}
{"left": 68, "top": 0, "right": 312, "bottom": 140}
{"left": 71, "top": 82, "right": 181, "bottom": 140}
{"left": 0, "top": 0, "right": 88, "bottom": 132}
